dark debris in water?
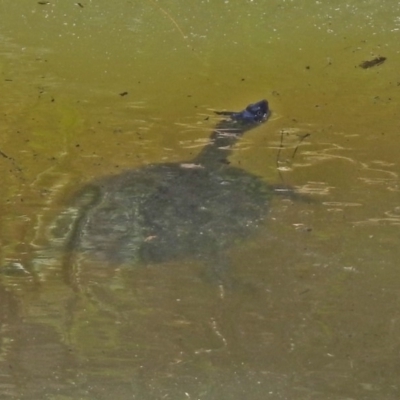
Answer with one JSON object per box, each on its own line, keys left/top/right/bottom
{"left": 359, "top": 56, "right": 386, "bottom": 69}
{"left": 0, "top": 149, "right": 22, "bottom": 172}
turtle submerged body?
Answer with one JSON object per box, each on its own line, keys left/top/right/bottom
{"left": 55, "top": 100, "right": 278, "bottom": 274}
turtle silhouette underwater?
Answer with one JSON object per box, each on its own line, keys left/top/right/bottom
{"left": 51, "top": 99, "right": 294, "bottom": 279}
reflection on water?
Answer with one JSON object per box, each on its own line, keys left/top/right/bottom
{"left": 1, "top": 0, "right": 400, "bottom": 399}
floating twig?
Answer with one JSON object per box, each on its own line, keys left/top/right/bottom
{"left": 359, "top": 56, "right": 386, "bottom": 69}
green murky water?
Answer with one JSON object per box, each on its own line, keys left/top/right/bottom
{"left": 1, "top": 1, "right": 400, "bottom": 399}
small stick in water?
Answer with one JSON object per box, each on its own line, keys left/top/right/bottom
{"left": 359, "top": 56, "right": 386, "bottom": 69}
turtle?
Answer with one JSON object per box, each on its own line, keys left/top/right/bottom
{"left": 50, "top": 99, "right": 293, "bottom": 281}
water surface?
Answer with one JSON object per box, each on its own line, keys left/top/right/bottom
{"left": 1, "top": 1, "right": 400, "bottom": 399}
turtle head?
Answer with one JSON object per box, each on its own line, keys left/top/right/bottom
{"left": 214, "top": 100, "right": 271, "bottom": 136}
{"left": 195, "top": 99, "right": 271, "bottom": 164}
{"left": 231, "top": 99, "right": 270, "bottom": 124}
